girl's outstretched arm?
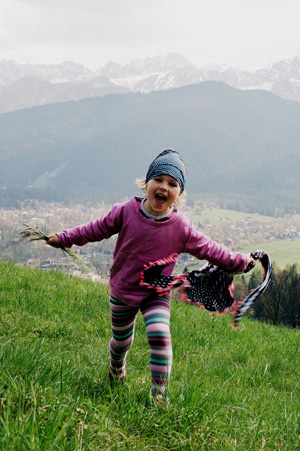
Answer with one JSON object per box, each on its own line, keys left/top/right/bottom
{"left": 184, "top": 223, "right": 256, "bottom": 272}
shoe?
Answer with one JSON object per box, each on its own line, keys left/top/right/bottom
{"left": 151, "top": 391, "right": 169, "bottom": 408}
{"left": 109, "top": 369, "right": 125, "bottom": 386}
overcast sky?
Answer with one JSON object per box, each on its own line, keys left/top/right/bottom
{"left": 1, "top": 0, "right": 300, "bottom": 71}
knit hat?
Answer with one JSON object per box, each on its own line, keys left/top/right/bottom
{"left": 145, "top": 149, "right": 187, "bottom": 192}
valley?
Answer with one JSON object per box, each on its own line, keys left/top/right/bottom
{"left": 1, "top": 199, "right": 299, "bottom": 281}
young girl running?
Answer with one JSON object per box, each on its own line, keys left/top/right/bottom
{"left": 46, "top": 149, "right": 254, "bottom": 402}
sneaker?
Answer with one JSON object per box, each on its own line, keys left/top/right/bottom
{"left": 109, "top": 369, "right": 125, "bottom": 386}
{"left": 151, "top": 391, "right": 169, "bottom": 408}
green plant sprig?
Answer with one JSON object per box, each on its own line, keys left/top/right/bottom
{"left": 20, "top": 223, "right": 81, "bottom": 262}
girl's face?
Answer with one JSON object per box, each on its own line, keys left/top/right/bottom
{"left": 144, "top": 174, "right": 181, "bottom": 217}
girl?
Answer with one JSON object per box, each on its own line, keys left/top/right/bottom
{"left": 46, "top": 149, "right": 254, "bottom": 403}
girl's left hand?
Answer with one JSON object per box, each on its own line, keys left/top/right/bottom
{"left": 246, "top": 253, "right": 256, "bottom": 265}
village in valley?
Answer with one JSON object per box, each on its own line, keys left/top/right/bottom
{"left": 1, "top": 199, "right": 300, "bottom": 281}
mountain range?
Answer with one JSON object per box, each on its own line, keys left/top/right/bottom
{"left": 1, "top": 81, "right": 300, "bottom": 214}
{"left": 0, "top": 53, "right": 300, "bottom": 114}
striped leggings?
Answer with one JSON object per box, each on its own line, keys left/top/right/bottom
{"left": 109, "top": 295, "right": 172, "bottom": 394}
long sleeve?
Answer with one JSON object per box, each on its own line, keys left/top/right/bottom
{"left": 183, "top": 221, "right": 248, "bottom": 272}
{"left": 57, "top": 202, "right": 123, "bottom": 248}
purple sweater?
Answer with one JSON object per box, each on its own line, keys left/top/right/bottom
{"left": 57, "top": 196, "right": 248, "bottom": 306}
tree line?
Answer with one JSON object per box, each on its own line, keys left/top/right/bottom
{"left": 235, "top": 263, "right": 300, "bottom": 329}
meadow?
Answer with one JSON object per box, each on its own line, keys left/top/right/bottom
{"left": 239, "top": 240, "right": 300, "bottom": 269}
{"left": 186, "top": 208, "right": 279, "bottom": 227}
{"left": 0, "top": 261, "right": 299, "bottom": 450}
{"left": 186, "top": 208, "right": 300, "bottom": 269}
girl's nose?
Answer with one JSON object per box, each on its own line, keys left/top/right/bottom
{"left": 160, "top": 181, "right": 168, "bottom": 191}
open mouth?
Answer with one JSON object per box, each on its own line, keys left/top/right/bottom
{"left": 155, "top": 193, "right": 167, "bottom": 205}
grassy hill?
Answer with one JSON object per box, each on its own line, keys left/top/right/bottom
{"left": 0, "top": 261, "right": 299, "bottom": 450}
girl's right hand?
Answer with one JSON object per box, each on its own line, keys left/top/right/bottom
{"left": 46, "top": 234, "right": 61, "bottom": 248}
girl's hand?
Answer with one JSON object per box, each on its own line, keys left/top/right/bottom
{"left": 46, "top": 234, "right": 61, "bottom": 248}
{"left": 244, "top": 253, "right": 256, "bottom": 272}
{"left": 247, "top": 253, "right": 256, "bottom": 265}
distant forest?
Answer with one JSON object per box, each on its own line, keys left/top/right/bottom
{"left": 1, "top": 187, "right": 299, "bottom": 218}
{"left": 187, "top": 192, "right": 300, "bottom": 218}
{"left": 235, "top": 263, "right": 300, "bottom": 329}
{"left": 1, "top": 82, "right": 300, "bottom": 216}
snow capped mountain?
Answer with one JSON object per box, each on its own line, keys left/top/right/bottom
{"left": 0, "top": 53, "right": 300, "bottom": 113}
{"left": 95, "top": 53, "right": 197, "bottom": 79}
{"left": 0, "top": 59, "right": 93, "bottom": 85}
{"left": 0, "top": 60, "right": 129, "bottom": 113}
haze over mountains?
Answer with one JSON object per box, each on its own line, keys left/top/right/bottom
{"left": 1, "top": 80, "right": 300, "bottom": 214}
{"left": 1, "top": 53, "right": 300, "bottom": 114}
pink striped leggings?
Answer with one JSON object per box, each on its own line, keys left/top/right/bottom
{"left": 109, "top": 295, "right": 172, "bottom": 394}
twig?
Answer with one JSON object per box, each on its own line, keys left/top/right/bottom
{"left": 20, "top": 223, "right": 81, "bottom": 262}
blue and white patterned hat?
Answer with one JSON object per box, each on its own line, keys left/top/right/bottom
{"left": 145, "top": 149, "right": 187, "bottom": 192}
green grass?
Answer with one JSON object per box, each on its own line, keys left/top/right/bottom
{"left": 0, "top": 261, "right": 300, "bottom": 450}
{"left": 238, "top": 240, "right": 300, "bottom": 269}
{"left": 186, "top": 208, "right": 279, "bottom": 227}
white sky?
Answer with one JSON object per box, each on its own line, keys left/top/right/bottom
{"left": 1, "top": 0, "right": 300, "bottom": 71}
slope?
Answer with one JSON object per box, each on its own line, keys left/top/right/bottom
{"left": 0, "top": 261, "right": 299, "bottom": 449}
